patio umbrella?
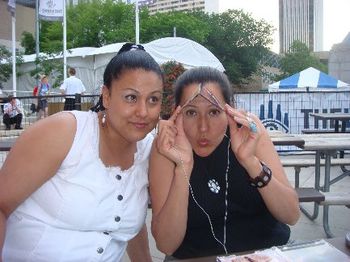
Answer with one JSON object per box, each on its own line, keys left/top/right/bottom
{"left": 268, "top": 67, "right": 350, "bottom": 92}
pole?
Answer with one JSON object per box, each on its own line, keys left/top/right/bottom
{"left": 11, "top": 14, "right": 16, "bottom": 96}
{"left": 63, "top": 0, "right": 67, "bottom": 80}
{"left": 173, "top": 26, "right": 176, "bottom": 37}
{"left": 135, "top": 0, "right": 139, "bottom": 44}
{"left": 35, "top": 0, "right": 40, "bottom": 86}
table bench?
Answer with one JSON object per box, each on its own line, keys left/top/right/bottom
{"left": 296, "top": 187, "right": 350, "bottom": 207}
{"left": 280, "top": 157, "right": 350, "bottom": 188}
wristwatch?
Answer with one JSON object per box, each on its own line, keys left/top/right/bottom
{"left": 249, "top": 161, "right": 272, "bottom": 188}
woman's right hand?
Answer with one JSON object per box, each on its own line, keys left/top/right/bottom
{"left": 156, "top": 106, "right": 193, "bottom": 169}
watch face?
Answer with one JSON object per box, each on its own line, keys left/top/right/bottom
{"left": 250, "top": 162, "right": 272, "bottom": 188}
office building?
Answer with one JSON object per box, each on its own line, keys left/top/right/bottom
{"left": 279, "top": 0, "right": 323, "bottom": 53}
{"left": 0, "top": 1, "right": 35, "bottom": 50}
{"left": 126, "top": 0, "right": 208, "bottom": 14}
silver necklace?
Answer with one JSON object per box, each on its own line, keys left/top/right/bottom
{"left": 174, "top": 137, "right": 230, "bottom": 254}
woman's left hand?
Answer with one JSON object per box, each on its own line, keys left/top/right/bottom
{"left": 225, "top": 104, "right": 261, "bottom": 167}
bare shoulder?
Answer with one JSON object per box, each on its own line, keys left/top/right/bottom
{"left": 0, "top": 112, "right": 78, "bottom": 216}
{"left": 15, "top": 112, "right": 77, "bottom": 154}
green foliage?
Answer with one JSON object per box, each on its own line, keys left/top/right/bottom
{"left": 141, "top": 11, "right": 209, "bottom": 43}
{"left": 160, "top": 61, "right": 185, "bottom": 119}
{"left": 32, "top": 2, "right": 275, "bottom": 88}
{"left": 276, "top": 41, "right": 327, "bottom": 80}
{"left": 0, "top": 46, "right": 12, "bottom": 84}
{"left": 201, "top": 9, "right": 274, "bottom": 84}
{"left": 67, "top": 0, "right": 135, "bottom": 47}
{"left": 20, "top": 31, "right": 36, "bottom": 54}
{"left": 30, "top": 54, "right": 63, "bottom": 89}
{"left": 0, "top": 45, "right": 24, "bottom": 85}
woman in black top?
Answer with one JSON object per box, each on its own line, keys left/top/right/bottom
{"left": 149, "top": 67, "right": 300, "bottom": 259}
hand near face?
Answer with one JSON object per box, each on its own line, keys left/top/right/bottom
{"left": 156, "top": 106, "right": 193, "bottom": 167}
{"left": 225, "top": 104, "right": 261, "bottom": 167}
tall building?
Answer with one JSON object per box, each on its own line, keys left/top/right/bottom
{"left": 125, "top": 0, "right": 221, "bottom": 14}
{"left": 0, "top": 1, "right": 35, "bottom": 51}
{"left": 279, "top": 0, "right": 323, "bottom": 53}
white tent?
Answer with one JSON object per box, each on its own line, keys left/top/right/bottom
{"left": 3, "top": 37, "right": 224, "bottom": 94}
{"left": 269, "top": 67, "right": 350, "bottom": 92}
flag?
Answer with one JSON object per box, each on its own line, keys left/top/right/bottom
{"left": 7, "top": 0, "right": 16, "bottom": 16}
{"left": 39, "top": 0, "right": 64, "bottom": 21}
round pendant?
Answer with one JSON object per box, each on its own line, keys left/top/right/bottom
{"left": 208, "top": 179, "right": 220, "bottom": 194}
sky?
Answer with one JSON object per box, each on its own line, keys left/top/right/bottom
{"left": 219, "top": 0, "right": 350, "bottom": 53}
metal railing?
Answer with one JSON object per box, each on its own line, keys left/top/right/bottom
{"left": 0, "top": 94, "right": 99, "bottom": 129}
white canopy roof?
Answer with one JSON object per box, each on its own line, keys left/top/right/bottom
{"left": 22, "top": 37, "right": 224, "bottom": 71}
{"left": 9, "top": 37, "right": 224, "bottom": 94}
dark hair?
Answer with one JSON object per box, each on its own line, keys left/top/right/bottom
{"left": 174, "top": 67, "right": 233, "bottom": 106}
{"left": 68, "top": 67, "right": 76, "bottom": 75}
{"left": 91, "top": 43, "right": 163, "bottom": 112}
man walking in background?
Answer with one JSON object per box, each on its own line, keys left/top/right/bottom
{"left": 60, "top": 67, "right": 86, "bottom": 110}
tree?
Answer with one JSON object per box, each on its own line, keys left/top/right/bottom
{"left": 276, "top": 40, "right": 327, "bottom": 80}
{"left": 141, "top": 11, "right": 209, "bottom": 44}
{"left": 27, "top": 3, "right": 275, "bottom": 88}
{"left": 20, "top": 31, "right": 36, "bottom": 55}
{"left": 201, "top": 9, "right": 274, "bottom": 84}
{"left": 0, "top": 45, "right": 24, "bottom": 86}
{"left": 30, "top": 54, "right": 64, "bottom": 89}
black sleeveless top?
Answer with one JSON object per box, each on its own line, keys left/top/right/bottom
{"left": 172, "top": 135, "right": 290, "bottom": 259}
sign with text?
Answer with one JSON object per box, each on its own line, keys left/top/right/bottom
{"left": 39, "top": 0, "right": 64, "bottom": 21}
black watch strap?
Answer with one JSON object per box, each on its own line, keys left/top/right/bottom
{"left": 249, "top": 161, "right": 272, "bottom": 188}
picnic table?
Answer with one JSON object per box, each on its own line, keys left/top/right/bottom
{"left": 270, "top": 132, "right": 350, "bottom": 237}
{"left": 310, "top": 113, "right": 350, "bottom": 133}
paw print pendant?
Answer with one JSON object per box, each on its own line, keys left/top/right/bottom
{"left": 208, "top": 179, "right": 220, "bottom": 194}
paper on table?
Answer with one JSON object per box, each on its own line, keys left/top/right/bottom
{"left": 216, "top": 240, "right": 350, "bottom": 262}
{"left": 216, "top": 247, "right": 291, "bottom": 262}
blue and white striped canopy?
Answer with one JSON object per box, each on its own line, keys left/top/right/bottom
{"left": 269, "top": 67, "right": 350, "bottom": 91}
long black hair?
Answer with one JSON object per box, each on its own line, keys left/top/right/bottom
{"left": 90, "top": 43, "right": 163, "bottom": 112}
{"left": 174, "top": 67, "right": 233, "bottom": 107}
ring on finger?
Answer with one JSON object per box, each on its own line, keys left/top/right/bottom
{"left": 246, "top": 115, "right": 257, "bottom": 133}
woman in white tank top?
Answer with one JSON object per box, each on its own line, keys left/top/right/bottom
{"left": 0, "top": 43, "right": 164, "bottom": 262}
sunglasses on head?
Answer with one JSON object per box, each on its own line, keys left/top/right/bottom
{"left": 181, "top": 83, "right": 225, "bottom": 111}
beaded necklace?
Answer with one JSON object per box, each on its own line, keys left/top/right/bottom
{"left": 174, "top": 135, "right": 230, "bottom": 254}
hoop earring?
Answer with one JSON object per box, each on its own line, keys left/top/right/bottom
{"left": 101, "top": 112, "right": 106, "bottom": 128}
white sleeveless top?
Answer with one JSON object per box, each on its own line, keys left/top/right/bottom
{"left": 3, "top": 111, "right": 153, "bottom": 262}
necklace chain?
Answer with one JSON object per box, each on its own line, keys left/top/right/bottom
{"left": 173, "top": 138, "right": 230, "bottom": 255}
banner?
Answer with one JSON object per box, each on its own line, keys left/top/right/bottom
{"left": 39, "top": 0, "right": 64, "bottom": 21}
{"left": 7, "top": 0, "right": 15, "bottom": 16}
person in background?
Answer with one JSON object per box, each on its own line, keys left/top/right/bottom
{"left": 36, "top": 75, "right": 50, "bottom": 119}
{"left": 2, "top": 95, "right": 23, "bottom": 130}
{"left": 0, "top": 43, "right": 164, "bottom": 261}
{"left": 149, "top": 67, "right": 300, "bottom": 260}
{"left": 60, "top": 67, "right": 86, "bottom": 110}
